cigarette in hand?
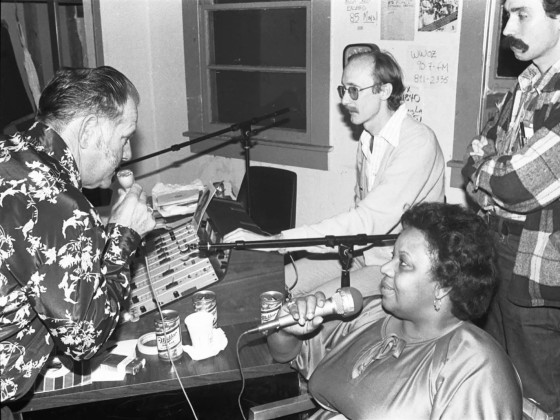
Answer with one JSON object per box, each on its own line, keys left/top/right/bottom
{"left": 117, "top": 169, "right": 134, "bottom": 191}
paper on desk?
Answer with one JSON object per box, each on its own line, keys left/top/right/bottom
{"left": 91, "top": 339, "right": 138, "bottom": 382}
{"left": 152, "top": 180, "right": 205, "bottom": 217}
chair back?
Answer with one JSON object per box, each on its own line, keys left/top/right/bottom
{"left": 237, "top": 166, "right": 297, "bottom": 235}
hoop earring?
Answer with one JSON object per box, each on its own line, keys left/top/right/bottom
{"left": 433, "top": 298, "right": 441, "bottom": 312}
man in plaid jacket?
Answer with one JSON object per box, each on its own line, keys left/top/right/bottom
{"left": 462, "top": 0, "right": 560, "bottom": 417}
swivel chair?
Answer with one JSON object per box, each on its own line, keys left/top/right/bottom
{"left": 237, "top": 166, "right": 297, "bottom": 235}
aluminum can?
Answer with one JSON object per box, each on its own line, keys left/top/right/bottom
{"left": 154, "top": 310, "right": 183, "bottom": 361}
{"left": 260, "top": 291, "right": 284, "bottom": 326}
{"left": 193, "top": 290, "right": 217, "bottom": 328}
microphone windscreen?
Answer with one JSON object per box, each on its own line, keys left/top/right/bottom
{"left": 339, "top": 287, "right": 363, "bottom": 316}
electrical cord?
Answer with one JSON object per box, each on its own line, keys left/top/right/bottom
{"left": 285, "top": 252, "right": 299, "bottom": 301}
{"left": 145, "top": 254, "right": 199, "bottom": 420}
{"left": 236, "top": 330, "right": 251, "bottom": 420}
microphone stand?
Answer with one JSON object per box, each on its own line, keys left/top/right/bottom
{"left": 121, "top": 108, "right": 291, "bottom": 219}
{"left": 196, "top": 233, "right": 398, "bottom": 289}
{"left": 235, "top": 115, "right": 290, "bottom": 219}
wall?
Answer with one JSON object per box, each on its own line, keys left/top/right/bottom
{"left": 100, "top": 0, "right": 247, "bottom": 198}
{"left": 99, "top": 0, "right": 486, "bottom": 227}
{"left": 329, "top": 0, "right": 469, "bottom": 207}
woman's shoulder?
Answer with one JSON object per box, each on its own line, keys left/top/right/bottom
{"left": 439, "top": 322, "right": 516, "bottom": 371}
{"left": 431, "top": 323, "right": 522, "bottom": 416}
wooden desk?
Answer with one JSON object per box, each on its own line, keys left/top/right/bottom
{"left": 17, "top": 250, "right": 293, "bottom": 413}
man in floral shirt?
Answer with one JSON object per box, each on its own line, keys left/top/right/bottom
{"left": 0, "top": 66, "right": 155, "bottom": 416}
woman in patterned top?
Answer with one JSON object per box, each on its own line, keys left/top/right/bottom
{"left": 267, "top": 202, "right": 522, "bottom": 419}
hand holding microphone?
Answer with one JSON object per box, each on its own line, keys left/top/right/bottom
{"left": 117, "top": 169, "right": 135, "bottom": 191}
{"left": 247, "top": 287, "right": 363, "bottom": 335}
{"left": 109, "top": 170, "right": 156, "bottom": 237}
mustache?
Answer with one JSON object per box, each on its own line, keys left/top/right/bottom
{"left": 504, "top": 35, "right": 529, "bottom": 53}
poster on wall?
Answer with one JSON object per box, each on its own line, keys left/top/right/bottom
{"left": 418, "top": 0, "right": 460, "bottom": 32}
{"left": 343, "top": 0, "right": 379, "bottom": 30}
{"left": 381, "top": 0, "right": 415, "bottom": 41}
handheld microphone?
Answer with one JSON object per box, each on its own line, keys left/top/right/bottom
{"left": 117, "top": 169, "right": 135, "bottom": 191}
{"left": 245, "top": 287, "right": 363, "bottom": 334}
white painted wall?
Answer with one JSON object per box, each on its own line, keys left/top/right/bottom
{"left": 99, "top": 0, "right": 468, "bottom": 228}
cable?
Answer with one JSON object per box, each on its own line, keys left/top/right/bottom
{"left": 285, "top": 252, "right": 299, "bottom": 301}
{"left": 261, "top": 228, "right": 299, "bottom": 301}
{"left": 236, "top": 330, "right": 251, "bottom": 420}
{"left": 145, "top": 254, "right": 199, "bottom": 420}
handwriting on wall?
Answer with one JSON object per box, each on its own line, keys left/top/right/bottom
{"left": 345, "top": 0, "right": 378, "bottom": 25}
{"left": 404, "top": 85, "right": 423, "bottom": 122}
{"left": 409, "top": 47, "right": 450, "bottom": 86}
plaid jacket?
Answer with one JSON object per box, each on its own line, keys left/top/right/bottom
{"left": 462, "top": 61, "right": 560, "bottom": 308}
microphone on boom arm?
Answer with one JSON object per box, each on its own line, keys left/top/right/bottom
{"left": 121, "top": 108, "right": 292, "bottom": 166}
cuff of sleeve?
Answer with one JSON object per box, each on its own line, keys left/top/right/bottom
{"left": 472, "top": 156, "right": 495, "bottom": 191}
{"left": 280, "top": 227, "right": 306, "bottom": 240}
{"left": 107, "top": 223, "right": 142, "bottom": 264}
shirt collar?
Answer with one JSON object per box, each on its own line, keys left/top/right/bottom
{"left": 25, "top": 122, "right": 82, "bottom": 189}
{"left": 518, "top": 57, "right": 560, "bottom": 94}
{"left": 360, "top": 104, "right": 408, "bottom": 150}
{"left": 377, "top": 103, "right": 408, "bottom": 147}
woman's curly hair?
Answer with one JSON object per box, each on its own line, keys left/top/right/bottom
{"left": 401, "top": 202, "right": 497, "bottom": 321}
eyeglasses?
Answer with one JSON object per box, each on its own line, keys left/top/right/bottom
{"left": 337, "top": 84, "right": 379, "bottom": 100}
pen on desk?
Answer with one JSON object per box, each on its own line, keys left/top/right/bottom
{"left": 519, "top": 122, "right": 527, "bottom": 147}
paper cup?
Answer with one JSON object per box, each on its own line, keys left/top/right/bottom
{"left": 184, "top": 311, "right": 214, "bottom": 349}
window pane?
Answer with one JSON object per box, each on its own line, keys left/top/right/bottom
{"left": 58, "top": 4, "right": 87, "bottom": 68}
{"left": 211, "top": 8, "right": 306, "bottom": 67}
{"left": 212, "top": 70, "right": 306, "bottom": 130}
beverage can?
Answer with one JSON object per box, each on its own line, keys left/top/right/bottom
{"left": 260, "top": 291, "right": 284, "bottom": 326}
{"left": 154, "top": 310, "right": 183, "bottom": 362}
{"left": 193, "top": 290, "right": 218, "bottom": 328}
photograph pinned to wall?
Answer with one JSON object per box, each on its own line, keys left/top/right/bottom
{"left": 418, "top": 0, "right": 460, "bottom": 32}
{"left": 381, "top": 0, "right": 415, "bottom": 41}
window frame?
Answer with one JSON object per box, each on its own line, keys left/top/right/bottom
{"left": 182, "top": 0, "right": 331, "bottom": 170}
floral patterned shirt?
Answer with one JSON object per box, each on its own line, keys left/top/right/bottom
{"left": 0, "top": 123, "right": 141, "bottom": 402}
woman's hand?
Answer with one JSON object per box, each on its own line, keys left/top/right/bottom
{"left": 279, "top": 292, "right": 328, "bottom": 336}
{"left": 267, "top": 291, "right": 328, "bottom": 363}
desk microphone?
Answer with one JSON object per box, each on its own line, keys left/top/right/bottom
{"left": 246, "top": 287, "right": 363, "bottom": 334}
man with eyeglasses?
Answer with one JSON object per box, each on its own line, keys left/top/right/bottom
{"left": 225, "top": 50, "right": 445, "bottom": 301}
